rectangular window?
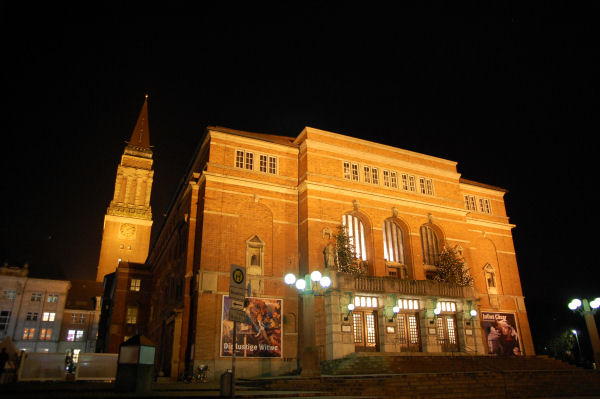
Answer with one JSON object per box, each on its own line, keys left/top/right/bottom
{"left": 26, "top": 312, "right": 38, "bottom": 321}
{"left": 72, "top": 349, "right": 81, "bottom": 363}
{"left": 245, "top": 152, "right": 254, "bottom": 170}
{"left": 268, "top": 156, "right": 277, "bottom": 174}
{"left": 31, "top": 293, "right": 42, "bottom": 302}
{"left": 468, "top": 196, "right": 476, "bottom": 211}
{"left": 419, "top": 177, "right": 426, "bottom": 194}
{"left": 235, "top": 150, "right": 244, "bottom": 168}
{"left": 383, "top": 170, "right": 390, "bottom": 187}
{"left": 409, "top": 176, "right": 416, "bottom": 192}
{"left": 40, "top": 328, "right": 52, "bottom": 340}
{"left": 401, "top": 174, "right": 408, "bottom": 190}
{"left": 464, "top": 195, "right": 471, "bottom": 209}
{"left": 259, "top": 154, "right": 268, "bottom": 172}
{"left": 479, "top": 198, "right": 485, "bottom": 213}
{"left": 484, "top": 199, "right": 491, "bottom": 214}
{"left": 425, "top": 179, "right": 434, "bottom": 195}
{"left": 71, "top": 313, "right": 86, "bottom": 324}
{"left": 76, "top": 330, "right": 84, "bottom": 341}
{"left": 130, "top": 279, "right": 141, "bottom": 292}
{"left": 351, "top": 164, "right": 359, "bottom": 181}
{"left": 42, "top": 312, "right": 56, "bottom": 322}
{"left": 126, "top": 307, "right": 138, "bottom": 324}
{"left": 390, "top": 171, "right": 398, "bottom": 188}
{"left": 67, "top": 329, "right": 76, "bottom": 342}
{"left": 363, "top": 166, "right": 371, "bottom": 183}
{"left": 2, "top": 291, "right": 16, "bottom": 300}
{"left": 0, "top": 311, "right": 11, "bottom": 331}
{"left": 23, "top": 328, "right": 35, "bottom": 340}
{"left": 343, "top": 162, "right": 351, "bottom": 179}
{"left": 372, "top": 168, "right": 379, "bottom": 185}
{"left": 47, "top": 294, "right": 58, "bottom": 303}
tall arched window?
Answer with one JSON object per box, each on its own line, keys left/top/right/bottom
{"left": 383, "top": 219, "right": 405, "bottom": 264}
{"left": 342, "top": 214, "right": 367, "bottom": 261}
{"left": 420, "top": 225, "right": 440, "bottom": 266}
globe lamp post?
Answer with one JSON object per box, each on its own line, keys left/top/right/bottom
{"left": 568, "top": 297, "right": 600, "bottom": 365}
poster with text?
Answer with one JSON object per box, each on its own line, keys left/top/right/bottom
{"left": 481, "top": 312, "right": 522, "bottom": 356}
{"left": 220, "top": 296, "right": 282, "bottom": 358}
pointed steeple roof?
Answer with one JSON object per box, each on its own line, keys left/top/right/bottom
{"left": 128, "top": 94, "right": 151, "bottom": 149}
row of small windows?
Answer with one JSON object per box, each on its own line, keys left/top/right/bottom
{"left": 343, "top": 162, "right": 434, "bottom": 195}
{"left": 29, "top": 293, "right": 59, "bottom": 303}
{"left": 235, "top": 150, "right": 278, "bottom": 174}
{"left": 464, "top": 195, "right": 492, "bottom": 214}
{"left": 26, "top": 311, "right": 56, "bottom": 322}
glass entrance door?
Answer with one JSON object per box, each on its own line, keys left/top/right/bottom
{"left": 396, "top": 313, "right": 421, "bottom": 352}
{"left": 353, "top": 310, "right": 378, "bottom": 351}
{"left": 436, "top": 314, "right": 458, "bottom": 352}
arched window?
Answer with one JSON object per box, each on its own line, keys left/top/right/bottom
{"left": 383, "top": 219, "right": 405, "bottom": 264}
{"left": 483, "top": 263, "right": 498, "bottom": 295}
{"left": 420, "top": 225, "right": 440, "bottom": 266}
{"left": 342, "top": 214, "right": 367, "bottom": 261}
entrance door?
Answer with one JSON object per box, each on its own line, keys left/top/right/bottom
{"left": 353, "top": 310, "right": 378, "bottom": 351}
{"left": 396, "top": 313, "right": 421, "bottom": 352}
{"left": 436, "top": 315, "right": 458, "bottom": 352}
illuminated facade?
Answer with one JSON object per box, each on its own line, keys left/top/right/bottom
{"left": 96, "top": 96, "right": 154, "bottom": 282}
{"left": 138, "top": 126, "right": 533, "bottom": 380}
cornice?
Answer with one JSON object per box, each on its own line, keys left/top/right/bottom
{"left": 208, "top": 130, "right": 299, "bottom": 154}
{"left": 203, "top": 171, "right": 298, "bottom": 195}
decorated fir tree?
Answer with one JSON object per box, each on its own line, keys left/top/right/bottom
{"left": 333, "top": 225, "right": 366, "bottom": 275}
{"left": 433, "top": 246, "right": 473, "bottom": 286}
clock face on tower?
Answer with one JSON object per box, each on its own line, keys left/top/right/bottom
{"left": 119, "top": 223, "right": 137, "bottom": 239}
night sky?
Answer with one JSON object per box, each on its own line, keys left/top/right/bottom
{"left": 2, "top": 7, "right": 599, "bottom": 355}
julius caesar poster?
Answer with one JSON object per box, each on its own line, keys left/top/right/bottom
{"left": 481, "top": 312, "right": 522, "bottom": 356}
{"left": 220, "top": 296, "right": 282, "bottom": 358}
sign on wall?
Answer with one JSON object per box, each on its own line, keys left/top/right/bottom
{"left": 220, "top": 296, "right": 282, "bottom": 358}
{"left": 480, "top": 312, "right": 522, "bottom": 356}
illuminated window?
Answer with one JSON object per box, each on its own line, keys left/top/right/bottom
{"left": 23, "top": 328, "right": 36, "bottom": 340}
{"left": 130, "top": 279, "right": 141, "bottom": 292}
{"left": 72, "top": 349, "right": 81, "bottom": 363}
{"left": 383, "top": 170, "right": 390, "bottom": 187}
{"left": 67, "top": 330, "right": 76, "bottom": 341}
{"left": 76, "top": 330, "right": 84, "bottom": 341}
{"left": 354, "top": 296, "right": 378, "bottom": 308}
{"left": 42, "top": 312, "right": 56, "bottom": 322}
{"left": 40, "top": 328, "right": 52, "bottom": 340}
{"left": 47, "top": 294, "right": 58, "bottom": 303}
{"left": 383, "top": 219, "right": 405, "bottom": 264}
{"left": 342, "top": 214, "right": 367, "bottom": 261}
{"left": 0, "top": 311, "right": 11, "bottom": 331}
{"left": 437, "top": 301, "right": 456, "bottom": 313}
{"left": 31, "top": 293, "right": 42, "bottom": 302}
{"left": 235, "top": 150, "right": 254, "bottom": 170}
{"left": 126, "top": 306, "right": 138, "bottom": 324}
{"left": 464, "top": 195, "right": 491, "bottom": 214}
{"left": 397, "top": 298, "right": 419, "bottom": 310}
{"left": 420, "top": 225, "right": 440, "bottom": 267}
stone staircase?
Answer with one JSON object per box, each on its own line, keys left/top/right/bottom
{"left": 242, "top": 354, "right": 600, "bottom": 398}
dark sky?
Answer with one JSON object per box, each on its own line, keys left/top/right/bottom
{"left": 2, "top": 7, "right": 599, "bottom": 352}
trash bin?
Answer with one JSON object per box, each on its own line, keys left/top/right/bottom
{"left": 115, "top": 335, "right": 156, "bottom": 394}
{"left": 220, "top": 369, "right": 232, "bottom": 397}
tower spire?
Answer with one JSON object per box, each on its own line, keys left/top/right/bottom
{"left": 128, "top": 94, "right": 151, "bottom": 149}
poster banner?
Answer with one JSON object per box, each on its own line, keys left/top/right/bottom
{"left": 220, "top": 296, "right": 282, "bottom": 358}
{"left": 481, "top": 312, "right": 522, "bottom": 356}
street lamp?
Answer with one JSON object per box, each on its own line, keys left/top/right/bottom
{"left": 572, "top": 330, "right": 582, "bottom": 362}
{"left": 284, "top": 270, "right": 332, "bottom": 376}
{"left": 567, "top": 297, "right": 600, "bottom": 366}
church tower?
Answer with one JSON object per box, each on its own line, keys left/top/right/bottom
{"left": 96, "top": 96, "right": 154, "bottom": 282}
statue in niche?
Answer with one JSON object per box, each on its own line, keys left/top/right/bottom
{"left": 323, "top": 241, "right": 336, "bottom": 268}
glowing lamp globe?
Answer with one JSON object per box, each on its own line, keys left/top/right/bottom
{"left": 320, "top": 276, "right": 331, "bottom": 288}
{"left": 310, "top": 270, "right": 322, "bottom": 282}
{"left": 284, "top": 273, "right": 296, "bottom": 285}
{"left": 470, "top": 309, "right": 478, "bottom": 317}
{"left": 568, "top": 299, "right": 582, "bottom": 310}
{"left": 347, "top": 303, "right": 355, "bottom": 312}
{"left": 295, "top": 279, "right": 306, "bottom": 291}
{"left": 590, "top": 298, "right": 600, "bottom": 309}
{"left": 392, "top": 306, "right": 400, "bottom": 314}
